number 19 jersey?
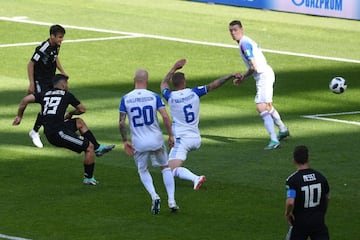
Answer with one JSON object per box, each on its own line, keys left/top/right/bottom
{"left": 119, "top": 89, "right": 165, "bottom": 152}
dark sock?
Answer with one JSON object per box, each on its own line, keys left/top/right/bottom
{"left": 83, "top": 130, "right": 100, "bottom": 150}
{"left": 84, "top": 163, "right": 95, "bottom": 179}
{"left": 33, "top": 113, "right": 43, "bottom": 132}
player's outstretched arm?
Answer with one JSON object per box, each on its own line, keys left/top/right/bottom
{"left": 12, "top": 94, "right": 36, "bottom": 125}
{"left": 160, "top": 58, "right": 186, "bottom": 91}
{"left": 206, "top": 73, "right": 237, "bottom": 92}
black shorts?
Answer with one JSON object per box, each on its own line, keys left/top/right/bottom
{"left": 287, "top": 224, "right": 329, "bottom": 240}
{"left": 35, "top": 81, "right": 52, "bottom": 94}
{"left": 45, "top": 119, "right": 89, "bottom": 153}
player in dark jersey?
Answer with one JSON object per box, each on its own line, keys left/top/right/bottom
{"left": 13, "top": 74, "right": 115, "bottom": 185}
{"left": 28, "top": 24, "right": 67, "bottom": 148}
{"left": 285, "top": 145, "right": 330, "bottom": 240}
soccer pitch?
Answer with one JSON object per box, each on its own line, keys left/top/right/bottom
{"left": 0, "top": 1, "right": 359, "bottom": 239}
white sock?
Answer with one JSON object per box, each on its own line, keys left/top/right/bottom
{"left": 162, "top": 167, "right": 175, "bottom": 203}
{"left": 172, "top": 167, "right": 198, "bottom": 182}
{"left": 269, "top": 107, "right": 287, "bottom": 132}
{"left": 260, "top": 111, "right": 278, "bottom": 142}
{"left": 138, "top": 169, "right": 157, "bottom": 200}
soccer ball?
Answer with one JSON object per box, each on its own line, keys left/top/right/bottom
{"left": 329, "top": 77, "right": 347, "bottom": 94}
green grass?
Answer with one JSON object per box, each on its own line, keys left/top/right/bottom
{"left": 1, "top": 1, "right": 360, "bottom": 239}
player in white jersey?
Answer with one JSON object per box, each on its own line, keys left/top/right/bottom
{"left": 161, "top": 59, "right": 237, "bottom": 190}
{"left": 229, "top": 20, "right": 289, "bottom": 150}
{"left": 119, "top": 69, "right": 178, "bottom": 214}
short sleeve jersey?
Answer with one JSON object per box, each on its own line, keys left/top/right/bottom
{"left": 119, "top": 89, "right": 165, "bottom": 152}
{"left": 162, "top": 86, "right": 207, "bottom": 138}
{"left": 35, "top": 88, "right": 80, "bottom": 135}
{"left": 31, "top": 39, "right": 60, "bottom": 87}
{"left": 286, "top": 168, "right": 329, "bottom": 227}
{"left": 239, "top": 35, "right": 269, "bottom": 74}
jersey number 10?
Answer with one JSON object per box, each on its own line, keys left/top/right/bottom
{"left": 301, "top": 183, "right": 322, "bottom": 208}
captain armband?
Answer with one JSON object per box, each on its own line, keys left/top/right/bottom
{"left": 286, "top": 189, "right": 296, "bottom": 198}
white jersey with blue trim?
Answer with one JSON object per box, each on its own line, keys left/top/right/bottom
{"left": 119, "top": 89, "right": 165, "bottom": 152}
{"left": 162, "top": 86, "right": 207, "bottom": 138}
{"left": 239, "top": 35, "right": 273, "bottom": 80}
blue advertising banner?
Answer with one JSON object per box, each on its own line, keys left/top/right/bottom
{"left": 192, "top": 0, "right": 360, "bottom": 20}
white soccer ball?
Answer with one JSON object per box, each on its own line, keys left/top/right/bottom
{"left": 329, "top": 77, "right": 347, "bottom": 94}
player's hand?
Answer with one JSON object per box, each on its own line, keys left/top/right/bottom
{"left": 233, "top": 74, "right": 244, "bottom": 86}
{"left": 64, "top": 113, "right": 72, "bottom": 120}
{"left": 27, "top": 85, "right": 35, "bottom": 94}
{"left": 12, "top": 116, "right": 22, "bottom": 125}
{"left": 173, "top": 59, "right": 186, "bottom": 70}
{"left": 168, "top": 135, "right": 174, "bottom": 149}
{"left": 123, "top": 141, "right": 135, "bottom": 156}
{"left": 285, "top": 213, "right": 295, "bottom": 225}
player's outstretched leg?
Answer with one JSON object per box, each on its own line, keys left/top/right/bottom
{"left": 193, "top": 175, "right": 206, "bottom": 190}
{"left": 95, "top": 144, "right": 115, "bottom": 157}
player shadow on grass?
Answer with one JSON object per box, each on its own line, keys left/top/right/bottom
{"left": 201, "top": 134, "right": 262, "bottom": 143}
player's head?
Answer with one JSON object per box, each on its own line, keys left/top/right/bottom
{"left": 49, "top": 24, "right": 65, "bottom": 45}
{"left": 50, "top": 24, "right": 66, "bottom": 36}
{"left": 293, "top": 145, "right": 309, "bottom": 165}
{"left": 52, "top": 74, "right": 69, "bottom": 90}
{"left": 134, "top": 69, "right": 148, "bottom": 88}
{"left": 229, "top": 20, "right": 243, "bottom": 42}
{"left": 172, "top": 72, "right": 186, "bottom": 89}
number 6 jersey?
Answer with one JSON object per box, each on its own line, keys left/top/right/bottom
{"left": 161, "top": 86, "right": 207, "bottom": 139}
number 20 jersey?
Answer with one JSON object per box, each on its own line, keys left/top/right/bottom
{"left": 286, "top": 168, "right": 329, "bottom": 227}
{"left": 119, "top": 89, "right": 165, "bottom": 152}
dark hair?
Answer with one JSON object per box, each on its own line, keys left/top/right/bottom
{"left": 293, "top": 145, "right": 309, "bottom": 164}
{"left": 50, "top": 24, "right": 66, "bottom": 36}
{"left": 229, "top": 20, "right": 242, "bottom": 28}
{"left": 172, "top": 72, "right": 185, "bottom": 88}
{"left": 52, "top": 74, "right": 68, "bottom": 85}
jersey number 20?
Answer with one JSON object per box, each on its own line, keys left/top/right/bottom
{"left": 131, "top": 106, "right": 154, "bottom": 127}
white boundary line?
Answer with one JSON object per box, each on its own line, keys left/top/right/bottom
{"left": 0, "top": 233, "right": 32, "bottom": 240}
{"left": 1, "top": 16, "right": 360, "bottom": 64}
{"left": 302, "top": 111, "right": 360, "bottom": 126}
{"left": 0, "top": 36, "right": 140, "bottom": 48}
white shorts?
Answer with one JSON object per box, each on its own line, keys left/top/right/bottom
{"left": 254, "top": 68, "right": 275, "bottom": 104}
{"left": 168, "top": 136, "right": 201, "bottom": 161}
{"left": 134, "top": 144, "right": 168, "bottom": 172}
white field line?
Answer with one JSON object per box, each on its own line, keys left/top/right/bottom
{"left": 302, "top": 111, "right": 360, "bottom": 126}
{"left": 0, "top": 36, "right": 140, "bottom": 48}
{"left": 1, "top": 16, "right": 359, "bottom": 64}
{"left": 0, "top": 233, "right": 32, "bottom": 240}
